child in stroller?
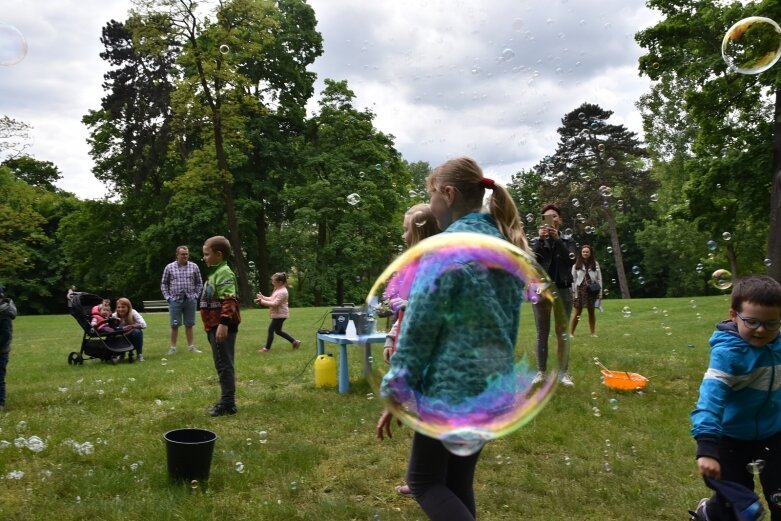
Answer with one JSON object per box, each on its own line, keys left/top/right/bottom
{"left": 90, "top": 299, "right": 123, "bottom": 334}
{"left": 68, "top": 292, "right": 135, "bottom": 365}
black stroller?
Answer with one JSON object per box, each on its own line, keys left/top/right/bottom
{"left": 67, "top": 292, "right": 135, "bottom": 365}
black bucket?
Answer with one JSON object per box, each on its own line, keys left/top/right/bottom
{"left": 163, "top": 428, "right": 217, "bottom": 482}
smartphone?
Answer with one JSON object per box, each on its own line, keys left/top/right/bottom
{"left": 541, "top": 214, "right": 556, "bottom": 228}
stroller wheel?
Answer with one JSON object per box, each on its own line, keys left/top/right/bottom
{"left": 68, "top": 352, "right": 82, "bottom": 366}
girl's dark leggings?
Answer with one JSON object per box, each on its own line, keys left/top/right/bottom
{"left": 407, "top": 431, "right": 482, "bottom": 521}
{"left": 265, "top": 318, "right": 295, "bottom": 349}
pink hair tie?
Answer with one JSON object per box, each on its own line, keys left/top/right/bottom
{"left": 479, "top": 178, "right": 495, "bottom": 189}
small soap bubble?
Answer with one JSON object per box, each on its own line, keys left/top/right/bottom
{"left": 631, "top": 265, "right": 641, "bottom": 275}
{"left": 606, "top": 246, "right": 613, "bottom": 254}
{"left": 347, "top": 193, "right": 361, "bottom": 206}
{"left": 598, "top": 185, "right": 613, "bottom": 197}
{"left": 603, "top": 462, "right": 612, "bottom": 472}
{"left": 290, "top": 480, "right": 298, "bottom": 491}
{"left": 219, "top": 44, "right": 230, "bottom": 54}
{"left": 259, "top": 430, "right": 268, "bottom": 443}
{"left": 597, "top": 143, "right": 606, "bottom": 152}
{"left": 366, "top": 392, "right": 375, "bottom": 400}
{"left": 501, "top": 48, "right": 515, "bottom": 61}
{"left": 14, "top": 437, "right": 26, "bottom": 448}
{"left": 650, "top": 193, "right": 658, "bottom": 202}
{"left": 0, "top": 24, "right": 28, "bottom": 66}
{"left": 578, "top": 112, "right": 587, "bottom": 120}
{"left": 246, "top": 437, "right": 252, "bottom": 446}
{"left": 607, "top": 158, "right": 617, "bottom": 167}
{"left": 622, "top": 306, "right": 632, "bottom": 318}
{"left": 746, "top": 459, "right": 766, "bottom": 475}
{"left": 235, "top": 461, "right": 245, "bottom": 473}
{"left": 722, "top": 231, "right": 732, "bottom": 241}
{"left": 620, "top": 244, "right": 628, "bottom": 253}
{"left": 16, "top": 421, "right": 27, "bottom": 432}
{"left": 564, "top": 455, "right": 572, "bottom": 466}
{"left": 571, "top": 198, "right": 580, "bottom": 207}
{"left": 525, "top": 213, "right": 534, "bottom": 223}
{"left": 608, "top": 398, "right": 619, "bottom": 410}
{"left": 764, "top": 258, "right": 773, "bottom": 267}
{"left": 722, "top": 17, "right": 781, "bottom": 74}
{"left": 592, "top": 407, "right": 601, "bottom": 417}
{"left": 707, "top": 240, "right": 717, "bottom": 251}
{"left": 771, "top": 492, "right": 781, "bottom": 506}
{"left": 696, "top": 263, "right": 704, "bottom": 273}
{"left": 664, "top": 326, "right": 672, "bottom": 336}
{"left": 711, "top": 269, "right": 733, "bottom": 290}
{"left": 191, "top": 479, "right": 199, "bottom": 490}
{"left": 569, "top": 252, "right": 576, "bottom": 260}
{"left": 26, "top": 436, "right": 46, "bottom": 453}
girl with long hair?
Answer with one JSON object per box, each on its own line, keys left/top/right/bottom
{"left": 570, "top": 244, "right": 603, "bottom": 337}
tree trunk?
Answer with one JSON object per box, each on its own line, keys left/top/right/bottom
{"left": 769, "top": 88, "right": 781, "bottom": 283}
{"left": 336, "top": 276, "right": 344, "bottom": 305}
{"left": 213, "top": 114, "right": 252, "bottom": 306}
{"left": 255, "top": 208, "right": 270, "bottom": 295}
{"left": 605, "top": 209, "right": 631, "bottom": 299}
{"left": 725, "top": 243, "right": 738, "bottom": 280}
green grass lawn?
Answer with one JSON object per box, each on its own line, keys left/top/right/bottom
{"left": 0, "top": 296, "right": 740, "bottom": 520}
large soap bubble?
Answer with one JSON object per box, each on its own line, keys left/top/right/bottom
{"left": 722, "top": 16, "right": 781, "bottom": 74}
{"left": 0, "top": 24, "right": 27, "bottom": 66}
{"left": 363, "top": 232, "right": 569, "bottom": 456}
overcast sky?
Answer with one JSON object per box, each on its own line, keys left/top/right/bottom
{"left": 0, "top": 0, "right": 661, "bottom": 199}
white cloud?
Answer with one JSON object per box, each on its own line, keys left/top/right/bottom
{"left": 1, "top": 0, "right": 663, "bottom": 199}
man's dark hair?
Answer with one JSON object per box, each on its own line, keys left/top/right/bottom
{"left": 731, "top": 275, "right": 781, "bottom": 312}
{"left": 541, "top": 203, "right": 561, "bottom": 217}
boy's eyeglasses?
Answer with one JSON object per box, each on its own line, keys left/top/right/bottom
{"left": 735, "top": 312, "right": 781, "bottom": 331}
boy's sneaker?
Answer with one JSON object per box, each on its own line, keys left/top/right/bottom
{"left": 208, "top": 403, "right": 237, "bottom": 417}
{"left": 166, "top": 346, "right": 177, "bottom": 355}
{"left": 292, "top": 340, "right": 301, "bottom": 350}
{"left": 532, "top": 371, "right": 545, "bottom": 385}
{"left": 688, "top": 498, "right": 710, "bottom": 521}
{"left": 188, "top": 345, "right": 202, "bottom": 353}
{"left": 137, "top": 354, "right": 145, "bottom": 362}
{"left": 559, "top": 373, "right": 575, "bottom": 387}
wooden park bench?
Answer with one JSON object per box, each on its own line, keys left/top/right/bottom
{"left": 142, "top": 300, "right": 169, "bottom": 312}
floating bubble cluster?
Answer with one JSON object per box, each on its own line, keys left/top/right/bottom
{"left": 722, "top": 17, "right": 781, "bottom": 74}
{"left": 365, "top": 232, "right": 568, "bottom": 456}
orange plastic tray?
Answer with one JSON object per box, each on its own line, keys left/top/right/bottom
{"left": 601, "top": 369, "right": 648, "bottom": 391}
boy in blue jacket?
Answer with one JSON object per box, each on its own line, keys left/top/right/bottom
{"left": 691, "top": 275, "right": 781, "bottom": 520}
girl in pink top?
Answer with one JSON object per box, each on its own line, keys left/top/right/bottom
{"left": 255, "top": 272, "right": 301, "bottom": 353}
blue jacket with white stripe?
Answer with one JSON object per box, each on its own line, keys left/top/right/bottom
{"left": 691, "top": 320, "right": 781, "bottom": 460}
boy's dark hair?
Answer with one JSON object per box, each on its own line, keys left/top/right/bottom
{"left": 272, "top": 272, "right": 287, "bottom": 284}
{"left": 541, "top": 203, "right": 561, "bottom": 217}
{"left": 731, "top": 275, "right": 781, "bottom": 312}
{"left": 205, "top": 235, "right": 232, "bottom": 259}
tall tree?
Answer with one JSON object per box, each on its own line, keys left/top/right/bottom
{"left": 287, "top": 79, "right": 410, "bottom": 305}
{"left": 636, "top": 0, "right": 781, "bottom": 282}
{"left": 1, "top": 155, "right": 63, "bottom": 192}
{"left": 0, "top": 115, "right": 32, "bottom": 161}
{"left": 511, "top": 103, "right": 655, "bottom": 298}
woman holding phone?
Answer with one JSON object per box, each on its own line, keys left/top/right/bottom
{"left": 531, "top": 203, "right": 577, "bottom": 386}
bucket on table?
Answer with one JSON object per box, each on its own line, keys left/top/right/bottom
{"left": 163, "top": 428, "right": 217, "bottom": 482}
{"left": 351, "top": 311, "right": 375, "bottom": 335}
{"left": 315, "top": 353, "right": 337, "bottom": 388}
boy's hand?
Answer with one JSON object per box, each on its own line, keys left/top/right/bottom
{"left": 216, "top": 323, "right": 228, "bottom": 343}
{"left": 383, "top": 347, "right": 393, "bottom": 363}
{"left": 697, "top": 456, "right": 721, "bottom": 479}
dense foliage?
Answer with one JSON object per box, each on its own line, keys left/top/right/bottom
{"left": 2, "top": 0, "right": 780, "bottom": 313}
